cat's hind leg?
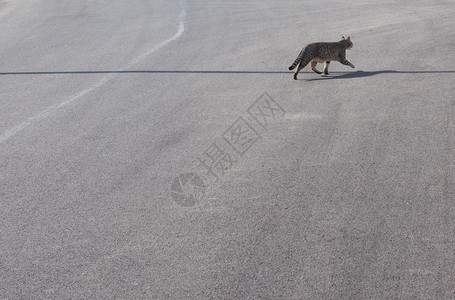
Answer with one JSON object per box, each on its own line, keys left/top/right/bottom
{"left": 294, "top": 61, "right": 307, "bottom": 80}
{"left": 323, "top": 61, "right": 330, "bottom": 75}
{"left": 310, "top": 61, "right": 322, "bottom": 74}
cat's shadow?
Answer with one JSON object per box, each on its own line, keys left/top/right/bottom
{"left": 304, "top": 70, "right": 455, "bottom": 81}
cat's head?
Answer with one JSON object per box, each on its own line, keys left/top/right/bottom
{"left": 341, "top": 36, "right": 353, "bottom": 50}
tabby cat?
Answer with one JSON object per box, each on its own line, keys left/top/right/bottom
{"left": 289, "top": 36, "right": 355, "bottom": 80}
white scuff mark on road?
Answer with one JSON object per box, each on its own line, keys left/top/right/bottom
{"left": 0, "top": 0, "right": 187, "bottom": 144}
{"left": 286, "top": 113, "right": 323, "bottom": 121}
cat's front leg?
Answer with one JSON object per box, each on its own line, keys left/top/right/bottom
{"left": 323, "top": 61, "right": 330, "bottom": 75}
{"left": 339, "top": 56, "right": 355, "bottom": 68}
{"left": 346, "top": 60, "right": 355, "bottom": 68}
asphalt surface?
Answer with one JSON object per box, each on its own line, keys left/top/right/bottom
{"left": 1, "top": 0, "right": 455, "bottom": 299}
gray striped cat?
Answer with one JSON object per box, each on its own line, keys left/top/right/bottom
{"left": 289, "top": 36, "right": 355, "bottom": 80}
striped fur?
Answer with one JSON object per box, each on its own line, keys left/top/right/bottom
{"left": 288, "top": 49, "right": 305, "bottom": 70}
{"left": 289, "top": 36, "right": 355, "bottom": 80}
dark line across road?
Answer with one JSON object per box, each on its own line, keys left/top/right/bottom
{"left": 1, "top": 70, "right": 455, "bottom": 76}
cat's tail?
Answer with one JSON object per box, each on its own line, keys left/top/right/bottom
{"left": 288, "top": 48, "right": 305, "bottom": 70}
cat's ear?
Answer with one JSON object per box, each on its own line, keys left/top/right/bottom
{"left": 346, "top": 36, "right": 351, "bottom": 41}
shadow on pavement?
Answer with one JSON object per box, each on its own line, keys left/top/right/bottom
{"left": 305, "top": 70, "right": 455, "bottom": 81}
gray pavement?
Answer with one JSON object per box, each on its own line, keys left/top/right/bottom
{"left": 1, "top": 0, "right": 454, "bottom": 299}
